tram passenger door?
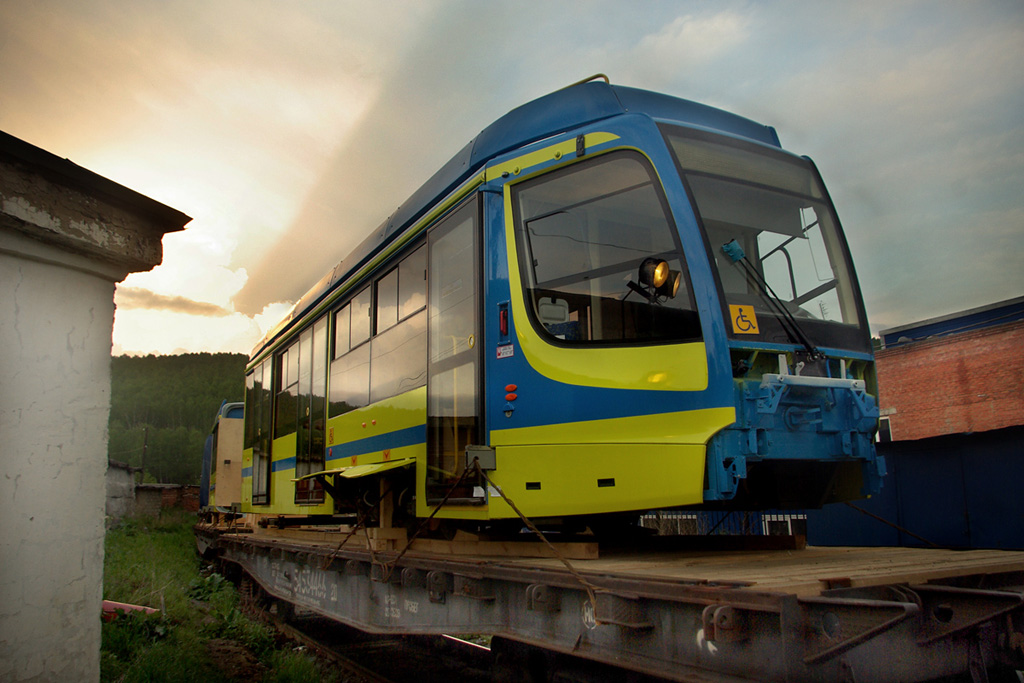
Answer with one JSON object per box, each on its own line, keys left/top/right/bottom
{"left": 426, "top": 200, "right": 481, "bottom": 503}
{"left": 294, "top": 318, "right": 328, "bottom": 505}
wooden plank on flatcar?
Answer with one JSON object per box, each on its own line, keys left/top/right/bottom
{"left": 248, "top": 525, "right": 599, "bottom": 559}
{"left": 408, "top": 538, "right": 599, "bottom": 560}
{"left": 504, "top": 546, "right": 1024, "bottom": 597}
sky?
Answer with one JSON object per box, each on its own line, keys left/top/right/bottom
{"left": 1, "top": 0, "right": 1021, "bottom": 356}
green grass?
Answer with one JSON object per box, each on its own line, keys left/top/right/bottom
{"left": 101, "top": 510, "right": 341, "bottom": 682}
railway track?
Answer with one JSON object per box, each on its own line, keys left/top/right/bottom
{"left": 234, "top": 565, "right": 494, "bottom": 682}
{"left": 262, "top": 607, "right": 494, "bottom": 683}
{"left": 274, "top": 614, "right": 680, "bottom": 683}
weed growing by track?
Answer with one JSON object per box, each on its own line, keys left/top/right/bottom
{"left": 101, "top": 509, "right": 341, "bottom": 682}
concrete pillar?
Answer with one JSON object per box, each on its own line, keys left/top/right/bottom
{"left": 0, "top": 131, "right": 189, "bottom": 682}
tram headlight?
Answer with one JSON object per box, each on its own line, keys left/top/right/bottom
{"left": 657, "top": 270, "right": 682, "bottom": 299}
{"left": 639, "top": 258, "right": 670, "bottom": 288}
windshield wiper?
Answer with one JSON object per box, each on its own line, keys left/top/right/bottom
{"left": 722, "top": 239, "right": 822, "bottom": 360}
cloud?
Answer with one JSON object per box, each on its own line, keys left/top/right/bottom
{"left": 628, "top": 11, "right": 752, "bottom": 79}
{"left": 115, "top": 288, "right": 231, "bottom": 317}
{"left": 121, "top": 227, "right": 249, "bottom": 309}
{"left": 230, "top": 1, "right": 710, "bottom": 312}
{"left": 7, "top": 0, "right": 1022, "bottom": 353}
{"left": 112, "top": 300, "right": 296, "bottom": 356}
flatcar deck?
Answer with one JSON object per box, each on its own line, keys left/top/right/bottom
{"left": 533, "top": 545, "right": 1024, "bottom": 596}
{"left": 200, "top": 525, "right": 1024, "bottom": 682}
{"left": 228, "top": 525, "right": 1024, "bottom": 596}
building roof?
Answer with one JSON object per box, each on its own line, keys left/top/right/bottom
{"left": 0, "top": 130, "right": 191, "bottom": 228}
{"left": 880, "top": 295, "right": 1024, "bottom": 348}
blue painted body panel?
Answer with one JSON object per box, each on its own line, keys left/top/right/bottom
{"left": 705, "top": 374, "right": 882, "bottom": 503}
{"left": 271, "top": 457, "right": 296, "bottom": 473}
{"left": 325, "top": 424, "right": 426, "bottom": 464}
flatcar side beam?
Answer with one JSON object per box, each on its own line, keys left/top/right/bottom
{"left": 213, "top": 535, "right": 1024, "bottom": 682}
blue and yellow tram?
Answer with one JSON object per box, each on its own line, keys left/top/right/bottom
{"left": 240, "top": 76, "right": 882, "bottom": 528}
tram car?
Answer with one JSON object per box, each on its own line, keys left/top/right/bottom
{"left": 200, "top": 401, "right": 245, "bottom": 517}
{"left": 239, "top": 76, "right": 882, "bottom": 532}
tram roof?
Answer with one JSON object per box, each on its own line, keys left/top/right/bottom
{"left": 251, "top": 79, "right": 780, "bottom": 362}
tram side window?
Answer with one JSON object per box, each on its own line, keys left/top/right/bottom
{"left": 329, "top": 294, "right": 370, "bottom": 416}
{"left": 512, "top": 152, "right": 701, "bottom": 345}
{"left": 275, "top": 343, "right": 299, "bottom": 439}
{"left": 398, "top": 245, "right": 427, "bottom": 318}
{"left": 371, "top": 245, "right": 427, "bottom": 402}
{"left": 333, "top": 305, "right": 351, "bottom": 358}
{"left": 329, "top": 247, "right": 428, "bottom": 415}
{"left": 376, "top": 267, "right": 399, "bottom": 332}
{"left": 350, "top": 287, "right": 372, "bottom": 347}
{"left": 370, "top": 309, "right": 426, "bottom": 402}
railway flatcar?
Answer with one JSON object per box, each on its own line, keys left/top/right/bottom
{"left": 240, "top": 75, "right": 882, "bottom": 532}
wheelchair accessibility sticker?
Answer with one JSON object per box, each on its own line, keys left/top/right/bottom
{"left": 729, "top": 305, "right": 760, "bottom": 334}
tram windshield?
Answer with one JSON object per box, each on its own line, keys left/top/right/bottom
{"left": 512, "top": 151, "right": 702, "bottom": 345}
{"left": 664, "top": 127, "right": 868, "bottom": 351}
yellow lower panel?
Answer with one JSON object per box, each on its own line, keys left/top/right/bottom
{"left": 431, "top": 443, "right": 706, "bottom": 520}
{"left": 266, "top": 466, "right": 333, "bottom": 516}
{"left": 241, "top": 447, "right": 253, "bottom": 510}
{"left": 326, "top": 386, "right": 426, "bottom": 450}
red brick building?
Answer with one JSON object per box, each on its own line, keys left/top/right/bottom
{"left": 876, "top": 311, "right": 1024, "bottom": 441}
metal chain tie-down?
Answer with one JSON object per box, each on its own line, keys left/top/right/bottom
{"left": 386, "top": 459, "right": 604, "bottom": 621}
{"left": 316, "top": 458, "right": 606, "bottom": 623}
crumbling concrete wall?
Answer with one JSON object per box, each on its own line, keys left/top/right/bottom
{"left": 106, "top": 461, "right": 138, "bottom": 522}
{"left": 0, "top": 132, "right": 188, "bottom": 683}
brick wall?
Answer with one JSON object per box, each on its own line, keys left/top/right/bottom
{"left": 182, "top": 485, "right": 200, "bottom": 512}
{"left": 877, "top": 320, "right": 1024, "bottom": 441}
{"left": 156, "top": 485, "right": 200, "bottom": 512}
{"left": 136, "top": 485, "right": 200, "bottom": 515}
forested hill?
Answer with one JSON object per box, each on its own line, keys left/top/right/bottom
{"left": 108, "top": 353, "right": 247, "bottom": 485}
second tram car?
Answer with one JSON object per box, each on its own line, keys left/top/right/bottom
{"left": 200, "top": 401, "right": 245, "bottom": 514}
{"left": 240, "top": 77, "right": 882, "bottom": 529}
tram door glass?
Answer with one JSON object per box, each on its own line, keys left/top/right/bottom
{"left": 295, "top": 318, "right": 328, "bottom": 504}
{"left": 427, "top": 201, "right": 480, "bottom": 502}
{"left": 246, "top": 359, "right": 271, "bottom": 505}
